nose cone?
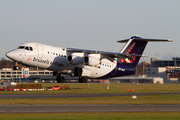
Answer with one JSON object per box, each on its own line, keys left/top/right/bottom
{"left": 5, "top": 49, "right": 19, "bottom": 61}
{"left": 6, "top": 51, "right": 13, "bottom": 59}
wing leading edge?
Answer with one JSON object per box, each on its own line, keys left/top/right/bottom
{"left": 67, "top": 48, "right": 143, "bottom": 59}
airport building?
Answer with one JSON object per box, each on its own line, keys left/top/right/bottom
{"left": 110, "top": 76, "right": 164, "bottom": 84}
{"left": 0, "top": 68, "right": 80, "bottom": 83}
{"left": 146, "top": 58, "right": 180, "bottom": 83}
{"left": 0, "top": 67, "right": 164, "bottom": 84}
{"left": 151, "top": 57, "right": 180, "bottom": 67}
{"left": 0, "top": 68, "right": 54, "bottom": 82}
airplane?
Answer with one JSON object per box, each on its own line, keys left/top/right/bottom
{"left": 5, "top": 36, "right": 172, "bottom": 83}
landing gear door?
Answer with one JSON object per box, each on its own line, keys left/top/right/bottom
{"left": 36, "top": 44, "right": 44, "bottom": 58}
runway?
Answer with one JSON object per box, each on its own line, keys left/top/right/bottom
{"left": 1, "top": 105, "right": 180, "bottom": 113}
{"left": 0, "top": 92, "right": 180, "bottom": 99}
{"left": 1, "top": 92, "right": 180, "bottom": 113}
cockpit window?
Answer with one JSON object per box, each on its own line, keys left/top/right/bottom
{"left": 18, "top": 46, "right": 25, "bottom": 49}
{"left": 18, "top": 46, "right": 33, "bottom": 51}
{"left": 30, "top": 47, "right": 33, "bottom": 51}
{"left": 25, "top": 46, "right": 29, "bottom": 50}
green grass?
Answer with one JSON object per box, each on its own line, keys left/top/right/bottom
{"left": 1, "top": 83, "right": 180, "bottom": 119}
{"left": 1, "top": 94, "right": 180, "bottom": 105}
{"left": 1, "top": 83, "right": 180, "bottom": 105}
{"left": 1, "top": 83, "right": 180, "bottom": 94}
{"left": 0, "top": 112, "right": 180, "bottom": 120}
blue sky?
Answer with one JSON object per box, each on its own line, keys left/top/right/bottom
{"left": 0, "top": 0, "right": 179, "bottom": 62}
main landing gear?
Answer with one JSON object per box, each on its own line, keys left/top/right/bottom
{"left": 56, "top": 75, "right": 87, "bottom": 83}
{"left": 56, "top": 75, "right": 65, "bottom": 83}
{"left": 74, "top": 67, "right": 88, "bottom": 83}
{"left": 54, "top": 67, "right": 88, "bottom": 83}
{"left": 53, "top": 72, "right": 65, "bottom": 83}
{"left": 78, "top": 77, "right": 87, "bottom": 83}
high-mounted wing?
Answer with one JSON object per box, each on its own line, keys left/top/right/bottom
{"left": 67, "top": 36, "right": 173, "bottom": 66}
{"left": 67, "top": 48, "right": 143, "bottom": 59}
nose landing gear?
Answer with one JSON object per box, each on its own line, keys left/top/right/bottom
{"left": 13, "top": 62, "right": 19, "bottom": 70}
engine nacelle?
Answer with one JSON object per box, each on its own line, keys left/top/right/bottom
{"left": 84, "top": 56, "right": 100, "bottom": 66}
{"left": 81, "top": 68, "right": 91, "bottom": 77}
{"left": 67, "top": 55, "right": 83, "bottom": 65}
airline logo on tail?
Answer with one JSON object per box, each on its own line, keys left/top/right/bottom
{"left": 121, "top": 42, "right": 136, "bottom": 64}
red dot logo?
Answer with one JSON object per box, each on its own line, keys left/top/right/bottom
{"left": 121, "top": 59, "right": 125, "bottom": 63}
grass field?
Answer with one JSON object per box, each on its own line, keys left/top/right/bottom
{"left": 0, "top": 112, "right": 180, "bottom": 120}
{"left": 1, "top": 94, "right": 180, "bottom": 105}
{"left": 0, "top": 83, "right": 180, "bottom": 105}
{"left": 1, "top": 83, "right": 180, "bottom": 119}
{"left": 1, "top": 83, "right": 180, "bottom": 94}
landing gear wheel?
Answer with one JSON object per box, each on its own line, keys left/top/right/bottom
{"left": 60, "top": 77, "right": 65, "bottom": 83}
{"left": 56, "top": 76, "right": 60, "bottom": 83}
{"left": 56, "top": 76, "right": 65, "bottom": 83}
{"left": 13, "top": 65, "right": 19, "bottom": 70}
{"left": 78, "top": 77, "right": 87, "bottom": 83}
{"left": 13, "top": 62, "right": 19, "bottom": 70}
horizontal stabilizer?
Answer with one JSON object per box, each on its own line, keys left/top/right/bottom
{"left": 118, "top": 36, "right": 173, "bottom": 43}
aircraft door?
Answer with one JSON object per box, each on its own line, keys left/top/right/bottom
{"left": 36, "top": 44, "right": 44, "bottom": 58}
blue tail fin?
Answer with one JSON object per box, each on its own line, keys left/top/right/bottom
{"left": 117, "top": 36, "right": 147, "bottom": 68}
{"left": 117, "top": 36, "right": 172, "bottom": 68}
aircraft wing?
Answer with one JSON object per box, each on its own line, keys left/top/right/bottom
{"left": 67, "top": 48, "right": 143, "bottom": 59}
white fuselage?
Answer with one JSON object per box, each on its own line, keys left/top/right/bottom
{"left": 6, "top": 42, "right": 117, "bottom": 78}
{"left": 6, "top": 36, "right": 172, "bottom": 81}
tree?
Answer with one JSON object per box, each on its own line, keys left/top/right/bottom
{"left": 0, "top": 57, "right": 14, "bottom": 68}
{"left": 0, "top": 57, "right": 39, "bottom": 70}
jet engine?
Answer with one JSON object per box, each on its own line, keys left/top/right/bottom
{"left": 84, "top": 56, "right": 100, "bottom": 66}
{"left": 67, "top": 55, "right": 83, "bottom": 65}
